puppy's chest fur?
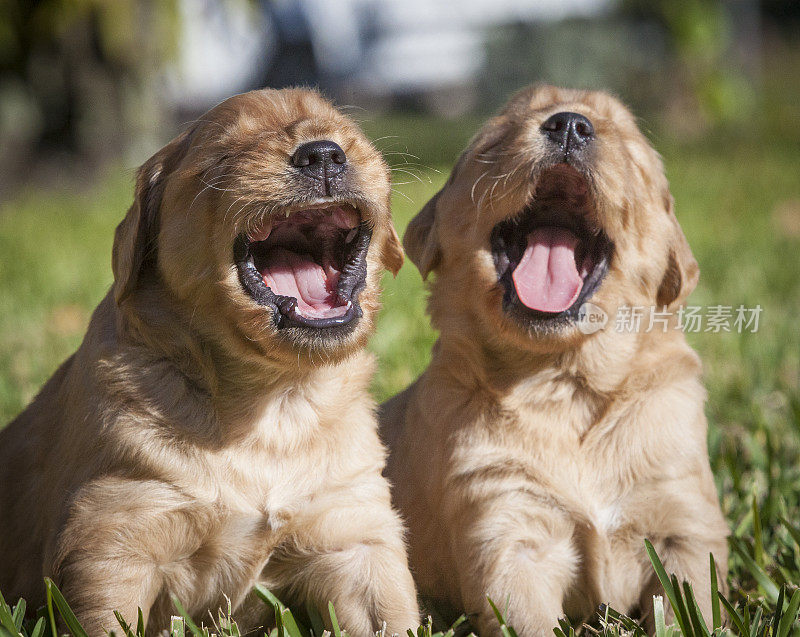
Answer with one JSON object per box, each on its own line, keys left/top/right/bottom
{"left": 105, "top": 378, "right": 381, "bottom": 619}
{"left": 174, "top": 400, "right": 373, "bottom": 536}
{"left": 463, "top": 375, "right": 686, "bottom": 610}
{"left": 502, "top": 388, "right": 625, "bottom": 528}
{"left": 496, "top": 372, "right": 667, "bottom": 523}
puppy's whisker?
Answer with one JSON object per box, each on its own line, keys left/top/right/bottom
{"left": 488, "top": 177, "right": 502, "bottom": 213}
{"left": 471, "top": 170, "right": 490, "bottom": 207}
{"left": 383, "top": 151, "right": 423, "bottom": 161}
{"left": 198, "top": 176, "right": 233, "bottom": 192}
{"left": 503, "top": 162, "right": 524, "bottom": 189}
{"left": 336, "top": 104, "right": 367, "bottom": 113}
{"left": 223, "top": 195, "right": 249, "bottom": 225}
{"left": 389, "top": 163, "right": 437, "bottom": 176}
{"left": 391, "top": 188, "right": 414, "bottom": 204}
{"left": 371, "top": 135, "right": 402, "bottom": 145}
{"left": 390, "top": 168, "right": 428, "bottom": 185}
{"left": 186, "top": 174, "right": 235, "bottom": 221}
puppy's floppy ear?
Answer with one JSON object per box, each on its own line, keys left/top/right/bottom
{"left": 656, "top": 195, "right": 699, "bottom": 308}
{"left": 404, "top": 188, "right": 443, "bottom": 280}
{"left": 405, "top": 121, "right": 506, "bottom": 280}
{"left": 112, "top": 129, "right": 193, "bottom": 303}
{"left": 383, "top": 223, "right": 405, "bottom": 277}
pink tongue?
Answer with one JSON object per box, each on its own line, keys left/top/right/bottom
{"left": 262, "top": 248, "right": 346, "bottom": 319}
{"left": 512, "top": 227, "right": 583, "bottom": 313}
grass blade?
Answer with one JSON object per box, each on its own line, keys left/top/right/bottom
{"left": 729, "top": 538, "right": 780, "bottom": 602}
{"left": 280, "top": 607, "right": 307, "bottom": 637}
{"left": 170, "top": 615, "right": 185, "bottom": 637}
{"left": 44, "top": 582, "right": 57, "bottom": 637}
{"left": 254, "top": 586, "right": 286, "bottom": 611}
{"left": 644, "top": 541, "right": 691, "bottom": 637}
{"left": 773, "top": 585, "right": 786, "bottom": 636}
{"left": 709, "top": 553, "right": 721, "bottom": 632}
{"left": 743, "top": 601, "right": 752, "bottom": 635}
{"left": 11, "top": 599, "right": 24, "bottom": 631}
{"left": 749, "top": 607, "right": 763, "bottom": 637}
{"left": 486, "top": 598, "right": 518, "bottom": 637}
{"left": 644, "top": 541, "right": 678, "bottom": 608}
{"left": 29, "top": 617, "right": 46, "bottom": 637}
{"left": 328, "top": 602, "right": 341, "bottom": 637}
{"left": 781, "top": 517, "right": 800, "bottom": 549}
{"left": 45, "top": 578, "right": 89, "bottom": 637}
{"left": 442, "top": 615, "right": 466, "bottom": 637}
{"left": 778, "top": 588, "right": 800, "bottom": 637}
{"left": 670, "top": 574, "right": 693, "bottom": 637}
{"left": 670, "top": 573, "right": 695, "bottom": 637}
{"left": 487, "top": 598, "right": 505, "bottom": 627}
{"left": 682, "top": 581, "right": 710, "bottom": 637}
{"left": 305, "top": 601, "right": 326, "bottom": 637}
{"left": 718, "top": 592, "right": 747, "bottom": 635}
{"left": 171, "top": 595, "right": 205, "bottom": 637}
{"left": 255, "top": 586, "right": 308, "bottom": 637}
{"left": 601, "top": 605, "right": 646, "bottom": 635}
{"left": 114, "top": 610, "right": 137, "bottom": 637}
{"left": 653, "top": 596, "right": 667, "bottom": 637}
{"left": 0, "top": 590, "right": 19, "bottom": 636}
{"left": 137, "top": 607, "right": 145, "bottom": 636}
{"left": 752, "top": 495, "right": 765, "bottom": 569}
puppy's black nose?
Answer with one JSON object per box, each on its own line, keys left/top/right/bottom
{"left": 541, "top": 112, "right": 594, "bottom": 151}
{"left": 291, "top": 140, "right": 347, "bottom": 182}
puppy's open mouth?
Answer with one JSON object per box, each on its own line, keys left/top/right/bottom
{"left": 234, "top": 204, "right": 370, "bottom": 329}
{"left": 491, "top": 165, "right": 613, "bottom": 325}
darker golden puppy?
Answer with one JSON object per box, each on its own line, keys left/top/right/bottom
{"left": 0, "top": 88, "right": 419, "bottom": 636}
{"left": 381, "top": 85, "right": 728, "bottom": 635}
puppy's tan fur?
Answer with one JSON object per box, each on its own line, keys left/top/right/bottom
{"left": 0, "top": 89, "right": 418, "bottom": 635}
{"left": 381, "top": 86, "right": 728, "bottom": 635}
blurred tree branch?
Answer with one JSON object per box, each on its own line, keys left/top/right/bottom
{"left": 0, "top": 0, "right": 180, "bottom": 181}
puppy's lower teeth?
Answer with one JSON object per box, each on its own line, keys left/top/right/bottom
{"left": 345, "top": 228, "right": 357, "bottom": 243}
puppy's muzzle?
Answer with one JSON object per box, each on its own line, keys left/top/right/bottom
{"left": 292, "top": 140, "right": 347, "bottom": 195}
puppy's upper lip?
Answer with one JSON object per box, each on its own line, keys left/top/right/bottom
{"left": 490, "top": 165, "right": 613, "bottom": 325}
{"left": 279, "top": 198, "right": 356, "bottom": 215}
{"left": 246, "top": 204, "right": 360, "bottom": 243}
{"left": 234, "top": 203, "right": 370, "bottom": 330}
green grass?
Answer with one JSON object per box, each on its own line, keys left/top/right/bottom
{"left": 1, "top": 124, "right": 799, "bottom": 634}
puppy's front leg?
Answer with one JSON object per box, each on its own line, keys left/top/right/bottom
{"left": 451, "top": 499, "right": 577, "bottom": 637}
{"left": 268, "top": 482, "right": 420, "bottom": 637}
{"left": 51, "top": 479, "right": 209, "bottom": 635}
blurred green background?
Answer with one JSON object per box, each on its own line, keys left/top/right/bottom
{"left": 1, "top": 0, "right": 800, "bottom": 615}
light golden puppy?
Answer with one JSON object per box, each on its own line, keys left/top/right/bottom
{"left": 0, "top": 88, "right": 419, "bottom": 635}
{"left": 381, "top": 85, "right": 728, "bottom": 635}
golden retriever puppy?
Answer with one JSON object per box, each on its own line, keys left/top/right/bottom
{"left": 381, "top": 85, "right": 728, "bottom": 635}
{"left": 0, "top": 88, "right": 419, "bottom": 636}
